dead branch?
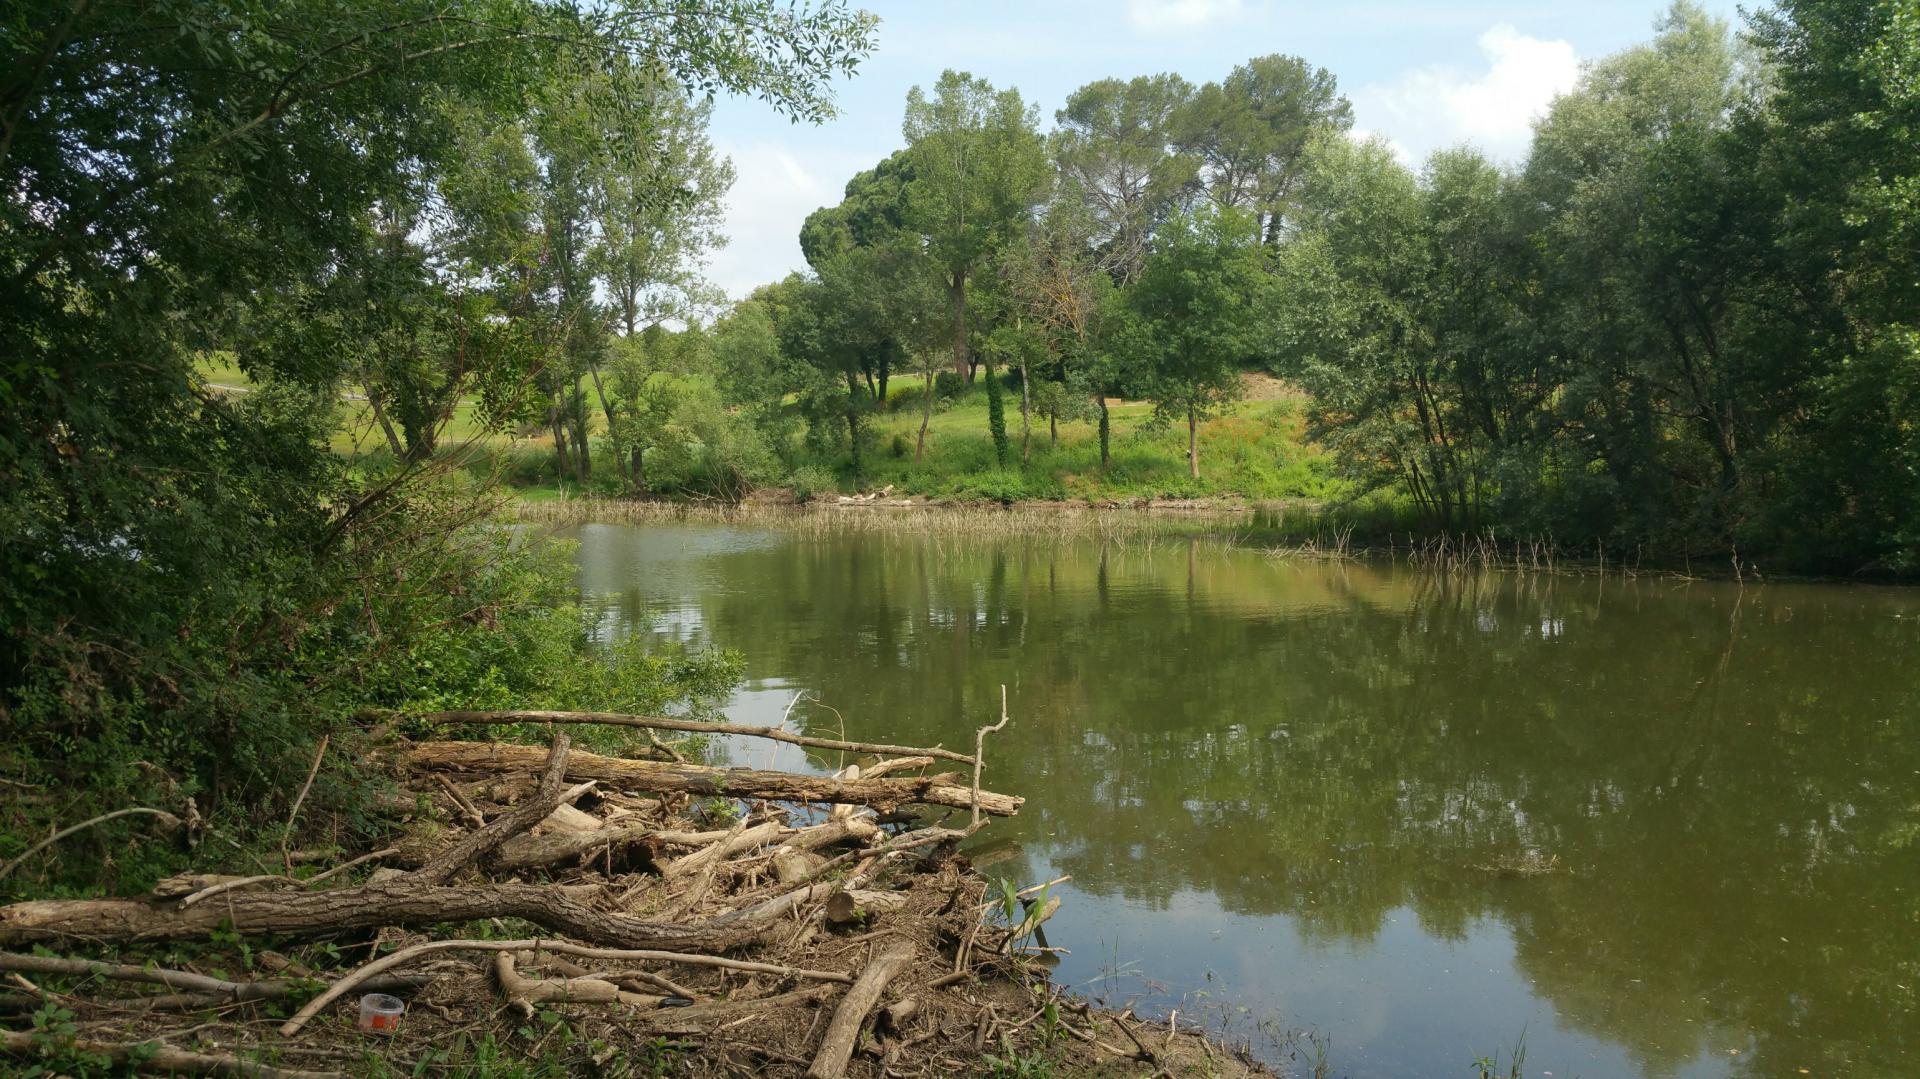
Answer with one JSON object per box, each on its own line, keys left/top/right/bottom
{"left": 283, "top": 938, "right": 855, "bottom": 1035}
{"left": 411, "top": 735, "right": 575, "bottom": 885}
{"left": 282, "top": 734, "right": 329, "bottom": 875}
{"left": 490, "top": 952, "right": 658, "bottom": 1014}
{"left": 807, "top": 940, "right": 916, "bottom": 1079}
{"left": 823, "top": 890, "right": 909, "bottom": 927}
{"left": 0, "top": 808, "right": 182, "bottom": 883}
{"left": 406, "top": 742, "right": 1022, "bottom": 817}
{"left": 971, "top": 687, "right": 1013, "bottom": 830}
{"left": 302, "top": 848, "right": 397, "bottom": 887}
{"left": 423, "top": 709, "right": 977, "bottom": 766}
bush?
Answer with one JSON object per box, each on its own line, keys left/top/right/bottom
{"left": 933, "top": 370, "right": 965, "bottom": 400}
{"left": 790, "top": 464, "right": 839, "bottom": 501}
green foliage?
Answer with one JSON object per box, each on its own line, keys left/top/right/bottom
{"left": 1122, "top": 205, "right": 1269, "bottom": 478}
{"left": 985, "top": 367, "right": 1011, "bottom": 467}
{"left": 934, "top": 371, "right": 967, "bottom": 399}
{"left": 980, "top": 1034, "right": 1059, "bottom": 1079}
{"left": 789, "top": 464, "right": 841, "bottom": 502}
{"left": 0, "top": 0, "right": 872, "bottom": 893}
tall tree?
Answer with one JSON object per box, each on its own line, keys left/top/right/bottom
{"left": 1177, "top": 55, "right": 1353, "bottom": 245}
{"left": 1052, "top": 74, "right": 1198, "bottom": 282}
{"left": 901, "top": 70, "right": 1050, "bottom": 381}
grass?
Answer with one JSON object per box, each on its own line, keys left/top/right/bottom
{"left": 196, "top": 351, "right": 1343, "bottom": 508}
{"left": 833, "top": 375, "right": 1340, "bottom": 504}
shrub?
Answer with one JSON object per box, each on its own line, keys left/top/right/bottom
{"left": 933, "top": 370, "right": 965, "bottom": 400}
{"left": 789, "top": 464, "right": 839, "bottom": 501}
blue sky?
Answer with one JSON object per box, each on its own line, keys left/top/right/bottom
{"left": 701, "top": 0, "right": 1749, "bottom": 299}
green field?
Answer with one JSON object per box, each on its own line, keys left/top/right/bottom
{"left": 198, "top": 356, "right": 1339, "bottom": 504}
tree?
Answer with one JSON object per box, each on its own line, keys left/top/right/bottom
{"left": 1125, "top": 206, "right": 1270, "bottom": 479}
{"left": 1276, "top": 135, "right": 1525, "bottom": 529}
{"left": 901, "top": 71, "right": 1051, "bottom": 381}
{"left": 802, "top": 152, "right": 946, "bottom": 461}
{"left": 1176, "top": 55, "right": 1353, "bottom": 245}
{"left": 1000, "top": 202, "right": 1119, "bottom": 465}
{"left": 0, "top": 0, "right": 876, "bottom": 824}
{"left": 1052, "top": 74, "right": 1198, "bottom": 282}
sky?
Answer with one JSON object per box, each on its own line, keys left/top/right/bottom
{"left": 700, "top": 0, "right": 1748, "bottom": 301}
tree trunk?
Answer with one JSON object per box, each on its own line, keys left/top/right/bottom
{"left": 587, "top": 365, "right": 626, "bottom": 483}
{"left": 0, "top": 880, "right": 752, "bottom": 952}
{"left": 405, "top": 741, "right": 1024, "bottom": 817}
{"left": 1019, "top": 358, "right": 1031, "bottom": 464}
{"left": 914, "top": 357, "right": 934, "bottom": 464}
{"left": 367, "top": 389, "right": 406, "bottom": 460}
{"left": 843, "top": 370, "right": 862, "bottom": 481}
{"left": 1096, "top": 395, "right": 1110, "bottom": 468}
{"left": 549, "top": 393, "right": 573, "bottom": 482}
{"left": 570, "top": 386, "right": 592, "bottom": 484}
{"left": 948, "top": 269, "right": 969, "bottom": 381}
{"left": 1188, "top": 402, "right": 1199, "bottom": 480}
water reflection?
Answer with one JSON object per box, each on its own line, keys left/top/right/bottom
{"left": 565, "top": 524, "right": 1920, "bottom": 1078}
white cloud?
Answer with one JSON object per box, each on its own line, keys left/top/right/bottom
{"left": 1355, "top": 24, "right": 1579, "bottom": 165}
{"left": 705, "top": 142, "right": 846, "bottom": 301}
{"left": 1126, "top": 0, "right": 1246, "bottom": 34}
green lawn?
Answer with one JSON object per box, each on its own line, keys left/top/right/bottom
{"left": 807, "top": 374, "right": 1340, "bottom": 503}
{"left": 196, "top": 354, "right": 1339, "bottom": 504}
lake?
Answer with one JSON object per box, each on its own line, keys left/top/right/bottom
{"left": 565, "top": 520, "right": 1920, "bottom": 1078}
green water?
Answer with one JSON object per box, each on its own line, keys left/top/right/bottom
{"left": 567, "top": 522, "right": 1920, "bottom": 1078}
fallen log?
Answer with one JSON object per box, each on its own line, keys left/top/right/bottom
{"left": 422, "top": 710, "right": 977, "bottom": 766}
{"left": 491, "top": 952, "right": 660, "bottom": 1012}
{"left": 807, "top": 941, "right": 917, "bottom": 1079}
{"left": 406, "top": 742, "right": 1022, "bottom": 817}
{"left": 823, "top": 890, "right": 909, "bottom": 927}
{"left": 0, "top": 1029, "right": 338, "bottom": 1078}
{"left": 0, "top": 879, "right": 766, "bottom": 952}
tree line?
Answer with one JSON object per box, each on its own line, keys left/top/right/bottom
{"left": 0, "top": 0, "right": 872, "bottom": 873}
{"left": 703, "top": 0, "right": 1917, "bottom": 573}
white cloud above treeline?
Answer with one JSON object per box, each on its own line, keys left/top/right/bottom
{"left": 1355, "top": 24, "right": 1580, "bottom": 165}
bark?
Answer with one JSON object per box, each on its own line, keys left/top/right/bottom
{"left": 806, "top": 941, "right": 916, "bottom": 1079}
{"left": 411, "top": 735, "right": 572, "bottom": 885}
{"left": 1019, "top": 357, "right": 1032, "bottom": 464}
{"left": 915, "top": 358, "right": 935, "bottom": 463}
{"left": 1187, "top": 402, "right": 1199, "bottom": 480}
{"left": 1097, "top": 394, "right": 1110, "bottom": 468}
{"left": 0, "top": 879, "right": 765, "bottom": 952}
{"left": 366, "top": 389, "right": 407, "bottom": 460}
{"left": 424, "top": 709, "right": 978, "bottom": 766}
{"left": 405, "top": 742, "right": 1022, "bottom": 817}
{"left": 948, "top": 269, "right": 970, "bottom": 380}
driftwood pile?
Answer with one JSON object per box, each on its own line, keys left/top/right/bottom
{"left": 0, "top": 707, "right": 1256, "bottom": 1078}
